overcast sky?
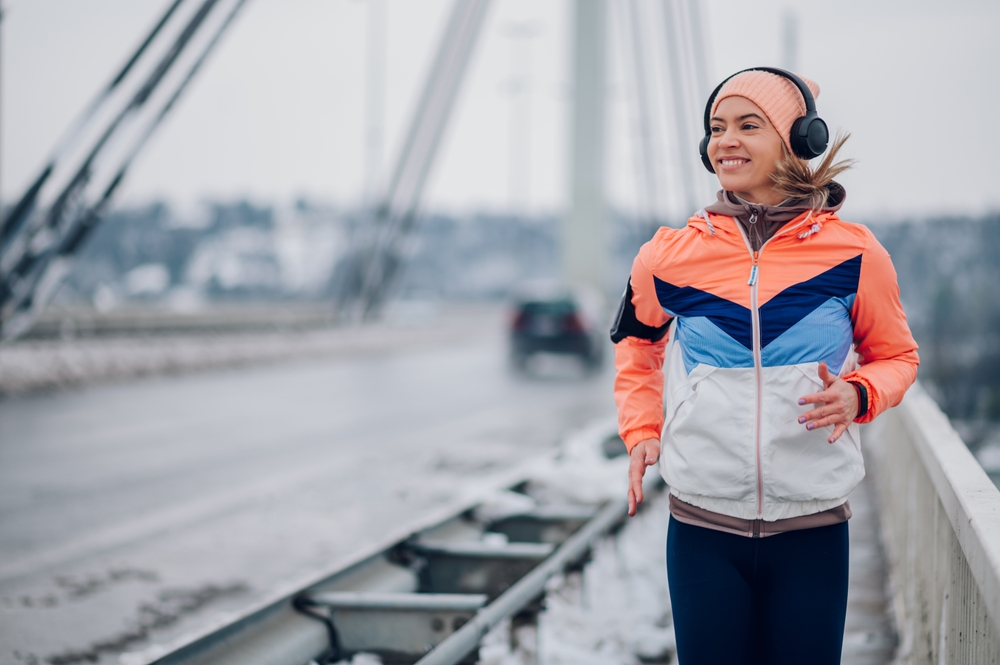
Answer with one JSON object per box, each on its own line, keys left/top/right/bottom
{"left": 4, "top": 0, "right": 999, "bottom": 221}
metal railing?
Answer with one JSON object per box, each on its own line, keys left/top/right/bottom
{"left": 866, "top": 382, "right": 1000, "bottom": 664}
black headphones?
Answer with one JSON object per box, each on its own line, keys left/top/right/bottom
{"left": 699, "top": 66, "right": 829, "bottom": 173}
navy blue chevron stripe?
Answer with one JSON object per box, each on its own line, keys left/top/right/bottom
{"left": 759, "top": 254, "right": 862, "bottom": 348}
{"left": 653, "top": 254, "right": 862, "bottom": 354}
{"left": 653, "top": 278, "right": 752, "bottom": 349}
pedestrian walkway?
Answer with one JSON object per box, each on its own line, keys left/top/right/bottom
{"left": 843, "top": 475, "right": 897, "bottom": 664}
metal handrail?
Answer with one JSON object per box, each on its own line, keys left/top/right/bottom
{"left": 868, "top": 381, "right": 1000, "bottom": 661}
{"left": 899, "top": 383, "right": 1000, "bottom": 629}
{"left": 414, "top": 499, "right": 627, "bottom": 665}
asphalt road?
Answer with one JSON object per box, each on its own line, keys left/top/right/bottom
{"left": 0, "top": 328, "right": 616, "bottom": 665}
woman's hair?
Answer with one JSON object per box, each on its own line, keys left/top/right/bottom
{"left": 770, "top": 132, "right": 855, "bottom": 210}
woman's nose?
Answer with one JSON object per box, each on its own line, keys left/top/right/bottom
{"left": 719, "top": 128, "right": 740, "bottom": 148}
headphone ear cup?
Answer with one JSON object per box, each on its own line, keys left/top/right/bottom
{"left": 699, "top": 135, "right": 715, "bottom": 173}
{"left": 789, "top": 115, "right": 829, "bottom": 159}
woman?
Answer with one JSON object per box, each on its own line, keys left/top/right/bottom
{"left": 611, "top": 68, "right": 918, "bottom": 664}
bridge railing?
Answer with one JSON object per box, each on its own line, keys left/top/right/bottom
{"left": 867, "top": 382, "right": 1000, "bottom": 664}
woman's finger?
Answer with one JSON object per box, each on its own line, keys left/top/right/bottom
{"left": 799, "top": 402, "right": 844, "bottom": 423}
{"left": 626, "top": 439, "right": 658, "bottom": 518}
{"left": 798, "top": 406, "right": 827, "bottom": 423}
{"left": 628, "top": 461, "right": 644, "bottom": 512}
{"left": 798, "top": 389, "right": 835, "bottom": 406}
{"left": 817, "top": 361, "right": 835, "bottom": 388}
{"left": 806, "top": 414, "right": 849, "bottom": 430}
{"left": 829, "top": 423, "right": 848, "bottom": 443}
{"left": 628, "top": 477, "right": 643, "bottom": 514}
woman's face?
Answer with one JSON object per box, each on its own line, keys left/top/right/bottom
{"left": 707, "top": 96, "right": 786, "bottom": 205}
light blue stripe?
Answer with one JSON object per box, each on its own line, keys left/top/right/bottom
{"left": 761, "top": 296, "right": 855, "bottom": 368}
{"left": 676, "top": 316, "right": 754, "bottom": 373}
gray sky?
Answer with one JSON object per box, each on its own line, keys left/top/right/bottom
{"left": 4, "top": 0, "right": 999, "bottom": 220}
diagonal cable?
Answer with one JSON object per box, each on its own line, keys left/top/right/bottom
{"left": 0, "top": 0, "right": 188, "bottom": 250}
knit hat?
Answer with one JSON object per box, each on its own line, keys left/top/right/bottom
{"left": 711, "top": 70, "right": 821, "bottom": 153}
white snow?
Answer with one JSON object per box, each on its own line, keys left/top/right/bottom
{"left": 537, "top": 496, "right": 673, "bottom": 665}
{"left": 125, "top": 264, "right": 170, "bottom": 296}
{"left": 476, "top": 419, "right": 674, "bottom": 665}
{"left": 327, "top": 418, "right": 675, "bottom": 665}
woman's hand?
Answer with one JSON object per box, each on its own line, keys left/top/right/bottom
{"left": 627, "top": 438, "right": 661, "bottom": 517}
{"left": 798, "top": 362, "right": 859, "bottom": 444}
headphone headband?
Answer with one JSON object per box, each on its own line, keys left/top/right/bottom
{"left": 699, "top": 66, "right": 828, "bottom": 172}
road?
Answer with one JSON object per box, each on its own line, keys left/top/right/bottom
{"left": 0, "top": 323, "right": 617, "bottom": 665}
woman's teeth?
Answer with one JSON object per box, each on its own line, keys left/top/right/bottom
{"left": 721, "top": 159, "right": 747, "bottom": 166}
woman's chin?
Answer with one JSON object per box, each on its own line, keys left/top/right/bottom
{"left": 717, "top": 177, "right": 748, "bottom": 193}
{"left": 717, "top": 176, "right": 765, "bottom": 197}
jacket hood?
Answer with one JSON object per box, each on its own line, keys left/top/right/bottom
{"left": 700, "top": 181, "right": 846, "bottom": 250}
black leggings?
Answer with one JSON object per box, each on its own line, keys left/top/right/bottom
{"left": 666, "top": 516, "right": 849, "bottom": 665}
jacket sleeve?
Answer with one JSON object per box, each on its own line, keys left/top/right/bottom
{"left": 842, "top": 228, "right": 919, "bottom": 423}
{"left": 612, "top": 242, "right": 673, "bottom": 451}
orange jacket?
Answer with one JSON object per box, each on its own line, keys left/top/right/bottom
{"left": 612, "top": 209, "right": 919, "bottom": 520}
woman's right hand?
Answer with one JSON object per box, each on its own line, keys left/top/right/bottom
{"left": 628, "top": 438, "right": 661, "bottom": 517}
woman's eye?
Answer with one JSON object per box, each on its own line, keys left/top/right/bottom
{"left": 710, "top": 126, "right": 723, "bottom": 134}
{"left": 741, "top": 123, "right": 759, "bottom": 131}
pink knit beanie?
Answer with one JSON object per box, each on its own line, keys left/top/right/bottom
{"left": 711, "top": 70, "right": 821, "bottom": 153}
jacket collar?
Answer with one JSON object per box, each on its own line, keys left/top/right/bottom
{"left": 689, "top": 181, "right": 847, "bottom": 245}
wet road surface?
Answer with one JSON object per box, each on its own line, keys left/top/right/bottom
{"left": 0, "top": 327, "right": 616, "bottom": 665}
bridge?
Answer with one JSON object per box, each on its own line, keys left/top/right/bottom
{"left": 1, "top": 2, "right": 997, "bottom": 664}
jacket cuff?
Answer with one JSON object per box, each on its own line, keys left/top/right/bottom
{"left": 622, "top": 428, "right": 661, "bottom": 453}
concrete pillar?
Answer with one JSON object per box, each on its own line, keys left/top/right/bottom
{"left": 564, "top": 0, "right": 607, "bottom": 298}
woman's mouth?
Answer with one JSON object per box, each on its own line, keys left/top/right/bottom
{"left": 718, "top": 158, "right": 749, "bottom": 170}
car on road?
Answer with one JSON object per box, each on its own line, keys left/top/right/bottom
{"left": 508, "top": 290, "right": 605, "bottom": 372}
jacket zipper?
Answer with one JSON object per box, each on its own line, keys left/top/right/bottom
{"left": 738, "top": 209, "right": 766, "bottom": 521}
{"left": 750, "top": 250, "right": 764, "bottom": 520}
{"left": 730, "top": 209, "right": 818, "bottom": 525}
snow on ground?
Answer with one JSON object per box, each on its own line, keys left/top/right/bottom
{"left": 480, "top": 421, "right": 675, "bottom": 664}
{"left": 329, "top": 418, "right": 676, "bottom": 665}
{"left": 537, "top": 495, "right": 673, "bottom": 665}
{"left": 0, "top": 305, "right": 500, "bottom": 396}
{"left": 474, "top": 493, "right": 673, "bottom": 665}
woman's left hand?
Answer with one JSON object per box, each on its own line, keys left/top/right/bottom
{"left": 797, "top": 362, "right": 859, "bottom": 444}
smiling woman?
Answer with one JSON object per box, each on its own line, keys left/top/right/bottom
{"left": 708, "top": 96, "right": 787, "bottom": 205}
{"left": 610, "top": 67, "right": 919, "bottom": 665}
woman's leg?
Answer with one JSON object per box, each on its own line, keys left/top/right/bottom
{"left": 754, "top": 521, "right": 850, "bottom": 665}
{"left": 666, "top": 516, "right": 757, "bottom": 665}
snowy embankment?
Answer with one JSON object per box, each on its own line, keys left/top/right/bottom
{"left": 482, "top": 497, "right": 673, "bottom": 665}
{"left": 0, "top": 304, "right": 501, "bottom": 396}
{"left": 332, "top": 418, "right": 676, "bottom": 665}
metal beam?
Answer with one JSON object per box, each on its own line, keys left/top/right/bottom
{"left": 661, "top": 0, "right": 699, "bottom": 217}
{"left": 413, "top": 500, "right": 627, "bottom": 665}
{"left": 338, "top": 0, "right": 493, "bottom": 320}
{"left": 563, "top": 0, "right": 607, "bottom": 298}
{"left": 0, "top": 0, "right": 187, "bottom": 249}
{"left": 407, "top": 540, "right": 554, "bottom": 599}
{"left": 300, "top": 592, "right": 487, "bottom": 660}
{"left": 623, "top": 0, "right": 662, "bottom": 228}
{"left": 0, "top": 0, "right": 248, "bottom": 340}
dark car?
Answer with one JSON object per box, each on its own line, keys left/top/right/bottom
{"left": 508, "top": 292, "right": 604, "bottom": 372}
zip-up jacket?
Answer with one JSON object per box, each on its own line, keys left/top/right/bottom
{"left": 612, "top": 205, "right": 919, "bottom": 521}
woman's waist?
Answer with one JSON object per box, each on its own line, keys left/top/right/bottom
{"left": 668, "top": 491, "right": 851, "bottom": 538}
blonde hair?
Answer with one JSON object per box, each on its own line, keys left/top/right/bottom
{"left": 770, "top": 132, "right": 855, "bottom": 210}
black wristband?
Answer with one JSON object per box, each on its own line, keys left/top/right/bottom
{"left": 848, "top": 381, "right": 868, "bottom": 419}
